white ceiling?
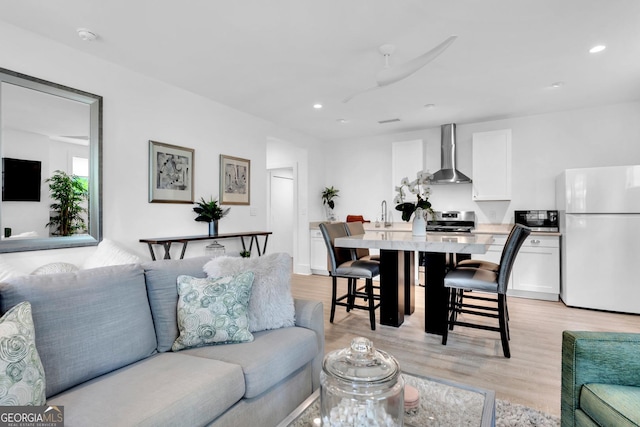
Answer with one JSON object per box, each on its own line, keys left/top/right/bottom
{"left": 1, "top": 0, "right": 639, "bottom": 141}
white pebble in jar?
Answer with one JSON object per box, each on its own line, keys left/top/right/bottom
{"left": 322, "top": 398, "right": 396, "bottom": 427}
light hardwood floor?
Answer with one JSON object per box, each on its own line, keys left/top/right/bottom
{"left": 291, "top": 273, "right": 640, "bottom": 417}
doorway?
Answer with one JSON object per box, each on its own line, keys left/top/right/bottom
{"left": 268, "top": 168, "right": 294, "bottom": 256}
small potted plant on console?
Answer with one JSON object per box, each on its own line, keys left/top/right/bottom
{"left": 193, "top": 196, "right": 230, "bottom": 236}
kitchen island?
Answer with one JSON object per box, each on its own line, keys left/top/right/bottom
{"left": 335, "top": 231, "right": 494, "bottom": 334}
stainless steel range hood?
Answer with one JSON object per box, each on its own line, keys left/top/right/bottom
{"left": 428, "top": 123, "right": 472, "bottom": 184}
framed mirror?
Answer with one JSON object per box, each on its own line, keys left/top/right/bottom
{"left": 0, "top": 67, "right": 102, "bottom": 252}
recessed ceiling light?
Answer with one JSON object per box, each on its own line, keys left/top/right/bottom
{"left": 313, "top": 103, "right": 323, "bottom": 109}
{"left": 77, "top": 28, "right": 97, "bottom": 41}
{"left": 550, "top": 82, "right": 564, "bottom": 89}
{"left": 589, "top": 45, "right": 606, "bottom": 54}
{"left": 336, "top": 118, "right": 349, "bottom": 124}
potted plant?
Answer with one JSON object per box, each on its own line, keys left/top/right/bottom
{"left": 46, "top": 170, "right": 88, "bottom": 236}
{"left": 394, "top": 172, "right": 435, "bottom": 236}
{"left": 193, "top": 196, "right": 230, "bottom": 236}
{"left": 321, "top": 186, "right": 339, "bottom": 221}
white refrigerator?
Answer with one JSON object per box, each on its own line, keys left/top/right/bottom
{"left": 556, "top": 165, "right": 640, "bottom": 314}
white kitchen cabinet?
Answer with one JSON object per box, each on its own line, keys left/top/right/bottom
{"left": 471, "top": 235, "right": 506, "bottom": 265}
{"left": 472, "top": 129, "right": 512, "bottom": 201}
{"left": 310, "top": 229, "right": 329, "bottom": 275}
{"left": 391, "top": 139, "right": 423, "bottom": 199}
{"left": 510, "top": 235, "right": 560, "bottom": 301}
{"left": 467, "top": 233, "right": 560, "bottom": 301}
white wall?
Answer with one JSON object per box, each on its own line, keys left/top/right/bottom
{"left": 322, "top": 101, "right": 640, "bottom": 225}
{"left": 2, "top": 21, "right": 639, "bottom": 274}
{"left": 0, "top": 22, "right": 322, "bottom": 273}
{"left": 266, "top": 136, "right": 320, "bottom": 274}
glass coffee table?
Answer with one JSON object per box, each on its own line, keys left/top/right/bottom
{"left": 278, "top": 372, "right": 495, "bottom": 427}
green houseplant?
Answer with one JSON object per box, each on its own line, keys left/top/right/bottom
{"left": 46, "top": 170, "right": 88, "bottom": 236}
{"left": 321, "top": 186, "right": 339, "bottom": 220}
{"left": 193, "top": 196, "right": 230, "bottom": 236}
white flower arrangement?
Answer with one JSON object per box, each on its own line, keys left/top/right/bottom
{"left": 394, "top": 171, "right": 434, "bottom": 222}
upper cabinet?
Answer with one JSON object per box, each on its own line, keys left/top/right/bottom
{"left": 472, "top": 129, "right": 512, "bottom": 201}
{"left": 391, "top": 139, "right": 423, "bottom": 197}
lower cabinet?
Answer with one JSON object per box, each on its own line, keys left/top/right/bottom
{"left": 310, "top": 229, "right": 329, "bottom": 275}
{"left": 468, "top": 234, "right": 560, "bottom": 301}
{"left": 510, "top": 236, "right": 560, "bottom": 301}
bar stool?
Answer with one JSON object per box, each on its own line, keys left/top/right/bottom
{"left": 319, "top": 222, "right": 380, "bottom": 330}
{"left": 442, "top": 224, "right": 531, "bottom": 357}
{"left": 345, "top": 221, "right": 380, "bottom": 262}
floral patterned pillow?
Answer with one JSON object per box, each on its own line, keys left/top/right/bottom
{"left": 0, "top": 301, "right": 46, "bottom": 405}
{"left": 172, "top": 272, "right": 255, "bottom": 351}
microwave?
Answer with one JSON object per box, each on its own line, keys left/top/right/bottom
{"left": 514, "top": 210, "right": 559, "bottom": 232}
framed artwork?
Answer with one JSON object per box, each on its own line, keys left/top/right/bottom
{"left": 149, "top": 140, "right": 194, "bottom": 203}
{"left": 220, "top": 155, "right": 250, "bottom": 205}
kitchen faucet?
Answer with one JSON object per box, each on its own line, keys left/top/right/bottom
{"left": 381, "top": 200, "right": 392, "bottom": 227}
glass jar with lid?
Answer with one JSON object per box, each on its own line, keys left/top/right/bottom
{"left": 204, "top": 240, "right": 225, "bottom": 257}
{"left": 320, "top": 337, "right": 404, "bottom": 426}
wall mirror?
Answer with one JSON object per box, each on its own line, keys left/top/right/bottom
{"left": 0, "top": 68, "right": 102, "bottom": 253}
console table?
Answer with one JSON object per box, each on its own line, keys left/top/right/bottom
{"left": 140, "top": 231, "right": 272, "bottom": 260}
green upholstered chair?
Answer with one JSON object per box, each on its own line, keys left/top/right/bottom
{"left": 561, "top": 331, "right": 640, "bottom": 427}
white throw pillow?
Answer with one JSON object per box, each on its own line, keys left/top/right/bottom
{"left": 83, "top": 239, "right": 142, "bottom": 269}
{"left": 31, "top": 262, "right": 79, "bottom": 275}
{"left": 0, "top": 257, "right": 24, "bottom": 282}
{"left": 203, "top": 252, "right": 295, "bottom": 332}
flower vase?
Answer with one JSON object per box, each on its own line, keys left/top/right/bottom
{"left": 412, "top": 208, "right": 426, "bottom": 236}
{"left": 208, "top": 220, "right": 218, "bottom": 236}
{"left": 326, "top": 206, "right": 337, "bottom": 221}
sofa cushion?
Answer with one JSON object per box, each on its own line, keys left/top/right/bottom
{"left": 47, "top": 352, "right": 245, "bottom": 427}
{"left": 142, "top": 257, "right": 211, "bottom": 352}
{"left": 0, "top": 301, "right": 46, "bottom": 405}
{"left": 0, "top": 264, "right": 157, "bottom": 398}
{"left": 183, "top": 325, "right": 318, "bottom": 398}
{"left": 172, "top": 272, "right": 255, "bottom": 351}
{"left": 203, "top": 252, "right": 295, "bottom": 332}
{"left": 580, "top": 383, "right": 640, "bottom": 427}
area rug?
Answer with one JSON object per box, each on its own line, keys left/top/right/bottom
{"left": 496, "top": 399, "right": 560, "bottom": 427}
{"left": 287, "top": 398, "right": 560, "bottom": 426}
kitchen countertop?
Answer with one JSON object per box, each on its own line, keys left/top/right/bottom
{"left": 335, "top": 231, "right": 494, "bottom": 254}
{"left": 473, "top": 223, "right": 561, "bottom": 237}
{"left": 310, "top": 221, "right": 560, "bottom": 236}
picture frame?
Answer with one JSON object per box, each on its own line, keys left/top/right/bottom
{"left": 149, "top": 140, "right": 194, "bottom": 203}
{"left": 220, "top": 154, "right": 250, "bottom": 205}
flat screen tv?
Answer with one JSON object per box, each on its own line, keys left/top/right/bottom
{"left": 2, "top": 157, "right": 42, "bottom": 202}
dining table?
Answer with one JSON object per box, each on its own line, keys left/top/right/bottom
{"left": 334, "top": 231, "right": 494, "bottom": 335}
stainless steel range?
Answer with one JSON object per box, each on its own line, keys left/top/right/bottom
{"left": 426, "top": 211, "right": 476, "bottom": 233}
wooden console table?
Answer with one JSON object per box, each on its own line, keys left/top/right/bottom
{"left": 140, "top": 231, "right": 272, "bottom": 260}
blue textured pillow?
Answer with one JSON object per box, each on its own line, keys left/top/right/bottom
{"left": 0, "top": 301, "right": 46, "bottom": 405}
{"left": 172, "top": 272, "right": 255, "bottom": 351}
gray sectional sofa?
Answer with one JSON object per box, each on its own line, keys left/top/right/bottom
{"left": 0, "top": 256, "right": 324, "bottom": 426}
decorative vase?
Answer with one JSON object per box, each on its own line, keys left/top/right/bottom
{"left": 208, "top": 220, "right": 218, "bottom": 236}
{"left": 412, "top": 208, "right": 426, "bottom": 236}
{"left": 325, "top": 206, "right": 337, "bottom": 221}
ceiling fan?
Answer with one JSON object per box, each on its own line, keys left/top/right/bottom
{"left": 342, "top": 35, "right": 458, "bottom": 103}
